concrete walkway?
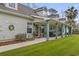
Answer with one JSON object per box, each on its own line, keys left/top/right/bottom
{"left": 0, "top": 36, "right": 61, "bottom": 53}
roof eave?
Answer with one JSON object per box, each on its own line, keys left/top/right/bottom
{"left": 0, "top": 9, "right": 34, "bottom": 20}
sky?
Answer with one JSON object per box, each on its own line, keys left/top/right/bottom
{"left": 24, "top": 3, "right": 79, "bottom": 23}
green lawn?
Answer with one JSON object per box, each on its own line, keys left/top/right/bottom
{"left": 0, "top": 35, "right": 79, "bottom": 56}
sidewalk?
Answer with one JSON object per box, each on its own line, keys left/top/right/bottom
{"left": 0, "top": 36, "right": 61, "bottom": 53}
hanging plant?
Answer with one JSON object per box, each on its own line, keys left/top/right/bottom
{"left": 9, "top": 25, "right": 14, "bottom": 31}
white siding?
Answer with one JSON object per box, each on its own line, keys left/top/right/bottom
{"left": 0, "top": 13, "right": 33, "bottom": 40}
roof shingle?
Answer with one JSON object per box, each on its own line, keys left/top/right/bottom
{"left": 0, "top": 3, "right": 36, "bottom": 16}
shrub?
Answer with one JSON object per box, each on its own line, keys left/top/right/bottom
{"left": 15, "top": 33, "right": 26, "bottom": 41}
{"left": 26, "top": 34, "right": 34, "bottom": 40}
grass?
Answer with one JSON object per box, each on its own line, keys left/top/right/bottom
{"left": 0, "top": 34, "right": 79, "bottom": 56}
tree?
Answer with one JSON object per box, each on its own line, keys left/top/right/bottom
{"left": 65, "top": 6, "right": 78, "bottom": 27}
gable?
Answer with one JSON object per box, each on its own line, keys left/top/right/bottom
{"left": 0, "top": 3, "right": 36, "bottom": 16}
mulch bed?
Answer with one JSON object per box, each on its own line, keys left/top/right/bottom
{"left": 0, "top": 39, "right": 35, "bottom": 46}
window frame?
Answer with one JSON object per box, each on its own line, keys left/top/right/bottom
{"left": 27, "top": 22, "right": 33, "bottom": 34}
{"left": 5, "top": 3, "right": 18, "bottom": 10}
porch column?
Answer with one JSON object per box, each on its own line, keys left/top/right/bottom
{"left": 70, "top": 27, "right": 73, "bottom": 35}
{"left": 38, "top": 25, "right": 40, "bottom": 37}
{"left": 55, "top": 23, "right": 58, "bottom": 39}
{"left": 65, "top": 26, "right": 69, "bottom": 36}
{"left": 67, "top": 26, "right": 70, "bottom": 36}
{"left": 61, "top": 24, "right": 63, "bottom": 38}
{"left": 61, "top": 24, "right": 65, "bottom": 38}
{"left": 65, "top": 25, "right": 67, "bottom": 37}
{"left": 69, "top": 27, "right": 72, "bottom": 35}
{"left": 45, "top": 20, "right": 49, "bottom": 41}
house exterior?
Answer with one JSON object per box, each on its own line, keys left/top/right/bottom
{"left": 0, "top": 3, "right": 72, "bottom": 42}
{"left": 0, "top": 3, "right": 36, "bottom": 41}
{"left": 35, "top": 7, "right": 48, "bottom": 17}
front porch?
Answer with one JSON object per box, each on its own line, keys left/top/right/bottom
{"left": 32, "top": 15, "right": 72, "bottom": 40}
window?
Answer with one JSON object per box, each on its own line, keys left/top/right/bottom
{"left": 27, "top": 22, "right": 32, "bottom": 33}
{"left": 27, "top": 28, "right": 32, "bottom": 33}
{"left": 9, "top": 3, "right": 16, "bottom": 8}
{"left": 5, "top": 3, "right": 18, "bottom": 10}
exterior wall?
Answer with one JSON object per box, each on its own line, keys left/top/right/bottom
{"left": 0, "top": 12, "right": 33, "bottom": 40}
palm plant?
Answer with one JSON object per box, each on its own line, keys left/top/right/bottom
{"left": 65, "top": 6, "right": 78, "bottom": 27}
